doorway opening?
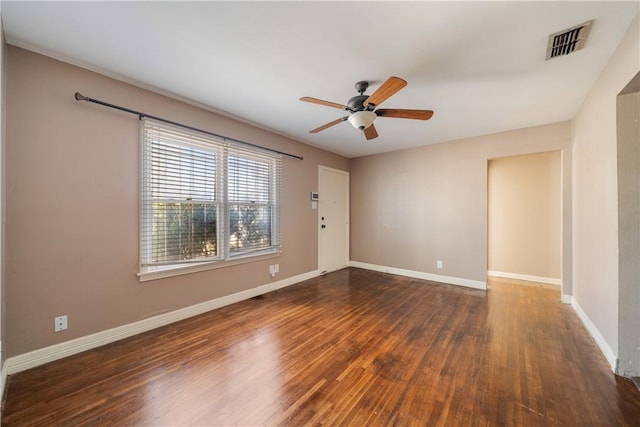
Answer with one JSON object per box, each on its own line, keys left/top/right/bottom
{"left": 487, "top": 151, "right": 562, "bottom": 291}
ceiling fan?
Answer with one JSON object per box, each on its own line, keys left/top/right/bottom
{"left": 300, "top": 76, "right": 433, "bottom": 140}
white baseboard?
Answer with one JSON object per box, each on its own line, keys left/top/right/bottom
{"left": 487, "top": 270, "right": 561, "bottom": 286}
{"left": 4, "top": 270, "right": 319, "bottom": 376}
{"left": 561, "top": 294, "right": 573, "bottom": 305}
{"left": 571, "top": 298, "right": 617, "bottom": 372}
{"left": 349, "top": 261, "right": 486, "bottom": 290}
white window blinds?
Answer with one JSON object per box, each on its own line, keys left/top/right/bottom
{"left": 140, "top": 120, "right": 280, "bottom": 269}
{"left": 228, "top": 149, "right": 280, "bottom": 256}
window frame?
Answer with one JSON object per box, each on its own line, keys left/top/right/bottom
{"left": 138, "top": 120, "right": 281, "bottom": 281}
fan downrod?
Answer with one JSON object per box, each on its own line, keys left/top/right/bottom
{"left": 348, "top": 81, "right": 371, "bottom": 111}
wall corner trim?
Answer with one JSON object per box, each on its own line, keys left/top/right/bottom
{"left": 571, "top": 298, "right": 617, "bottom": 372}
{"left": 4, "top": 270, "right": 320, "bottom": 376}
{"left": 349, "top": 261, "right": 486, "bottom": 290}
{"left": 561, "top": 294, "right": 573, "bottom": 305}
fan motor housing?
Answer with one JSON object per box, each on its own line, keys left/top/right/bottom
{"left": 347, "top": 95, "right": 369, "bottom": 111}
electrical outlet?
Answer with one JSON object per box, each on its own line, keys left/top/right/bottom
{"left": 437, "top": 260, "right": 443, "bottom": 269}
{"left": 54, "top": 315, "right": 68, "bottom": 332}
{"left": 274, "top": 264, "right": 279, "bottom": 273}
{"left": 269, "top": 265, "right": 276, "bottom": 277}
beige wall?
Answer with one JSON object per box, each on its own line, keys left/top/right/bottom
{"left": 351, "top": 122, "right": 572, "bottom": 290}
{"left": 488, "top": 151, "right": 561, "bottom": 281}
{"left": 5, "top": 46, "right": 349, "bottom": 357}
{"left": 571, "top": 13, "right": 639, "bottom": 358}
{"left": 1, "top": 10, "right": 5, "bottom": 368}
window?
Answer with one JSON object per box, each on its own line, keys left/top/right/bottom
{"left": 140, "top": 120, "right": 280, "bottom": 274}
{"left": 227, "top": 152, "right": 278, "bottom": 256}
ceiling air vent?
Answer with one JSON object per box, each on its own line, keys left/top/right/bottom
{"left": 546, "top": 20, "right": 593, "bottom": 60}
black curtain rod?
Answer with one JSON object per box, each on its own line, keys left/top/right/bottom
{"left": 74, "top": 92, "right": 304, "bottom": 160}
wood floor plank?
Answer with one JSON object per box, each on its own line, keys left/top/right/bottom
{"left": 3, "top": 268, "right": 640, "bottom": 426}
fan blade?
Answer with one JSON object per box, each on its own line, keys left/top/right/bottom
{"left": 310, "top": 117, "right": 348, "bottom": 133}
{"left": 363, "top": 123, "right": 378, "bottom": 140}
{"left": 376, "top": 109, "right": 434, "bottom": 120}
{"left": 363, "top": 76, "right": 407, "bottom": 108}
{"left": 300, "top": 97, "right": 348, "bottom": 110}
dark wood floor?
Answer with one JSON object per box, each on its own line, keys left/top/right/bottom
{"left": 3, "top": 268, "right": 640, "bottom": 426}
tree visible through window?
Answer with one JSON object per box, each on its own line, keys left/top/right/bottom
{"left": 151, "top": 202, "right": 218, "bottom": 263}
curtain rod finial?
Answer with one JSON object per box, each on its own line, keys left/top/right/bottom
{"left": 74, "top": 92, "right": 88, "bottom": 101}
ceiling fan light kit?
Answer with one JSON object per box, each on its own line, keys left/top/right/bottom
{"left": 348, "top": 110, "right": 376, "bottom": 130}
{"left": 300, "top": 76, "right": 433, "bottom": 141}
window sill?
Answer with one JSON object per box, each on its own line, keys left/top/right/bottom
{"left": 138, "top": 251, "right": 281, "bottom": 282}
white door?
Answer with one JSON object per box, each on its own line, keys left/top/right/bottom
{"left": 318, "top": 166, "right": 349, "bottom": 274}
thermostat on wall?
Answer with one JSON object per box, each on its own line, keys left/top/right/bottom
{"left": 310, "top": 192, "right": 319, "bottom": 201}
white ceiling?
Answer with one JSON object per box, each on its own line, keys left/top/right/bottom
{"left": 2, "top": 1, "right": 638, "bottom": 158}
